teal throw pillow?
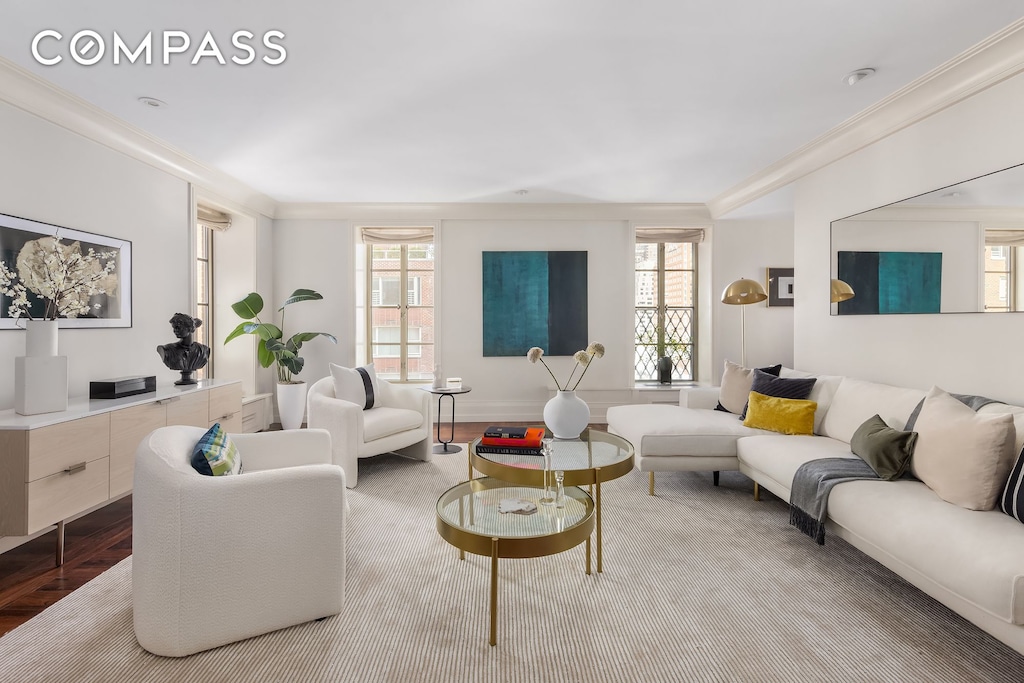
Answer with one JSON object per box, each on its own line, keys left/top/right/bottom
{"left": 191, "top": 423, "right": 243, "bottom": 476}
{"left": 850, "top": 414, "right": 917, "bottom": 481}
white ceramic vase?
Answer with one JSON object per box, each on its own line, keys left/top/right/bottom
{"left": 276, "top": 381, "right": 308, "bottom": 430}
{"left": 26, "top": 319, "right": 58, "bottom": 357}
{"left": 543, "top": 390, "right": 590, "bottom": 440}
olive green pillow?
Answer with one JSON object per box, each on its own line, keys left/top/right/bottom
{"left": 850, "top": 414, "right": 918, "bottom": 481}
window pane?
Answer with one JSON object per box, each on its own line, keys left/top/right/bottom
{"left": 634, "top": 244, "right": 657, "bottom": 270}
{"left": 635, "top": 271, "right": 658, "bottom": 307}
{"left": 196, "top": 224, "right": 209, "bottom": 259}
{"left": 985, "top": 273, "right": 1010, "bottom": 310}
{"left": 664, "top": 242, "right": 693, "bottom": 269}
{"left": 407, "top": 243, "right": 435, "bottom": 270}
{"left": 634, "top": 308, "right": 658, "bottom": 345}
{"left": 196, "top": 261, "right": 209, "bottom": 305}
{"left": 372, "top": 275, "right": 402, "bottom": 306}
{"left": 664, "top": 271, "right": 695, "bottom": 307}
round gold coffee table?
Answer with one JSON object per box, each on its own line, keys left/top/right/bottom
{"left": 435, "top": 477, "right": 595, "bottom": 646}
{"left": 469, "top": 427, "right": 633, "bottom": 573}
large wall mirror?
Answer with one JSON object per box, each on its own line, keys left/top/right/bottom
{"left": 830, "top": 162, "right": 1024, "bottom": 315}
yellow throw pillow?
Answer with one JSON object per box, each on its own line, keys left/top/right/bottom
{"left": 743, "top": 391, "right": 817, "bottom": 436}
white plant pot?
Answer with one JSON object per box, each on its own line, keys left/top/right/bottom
{"left": 543, "top": 390, "right": 591, "bottom": 440}
{"left": 277, "top": 381, "right": 308, "bottom": 430}
{"left": 26, "top": 319, "right": 58, "bottom": 357}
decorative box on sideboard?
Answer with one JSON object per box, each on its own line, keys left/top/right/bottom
{"left": 0, "top": 378, "right": 242, "bottom": 565}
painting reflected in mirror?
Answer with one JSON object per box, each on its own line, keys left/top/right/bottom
{"left": 831, "top": 162, "right": 1024, "bottom": 315}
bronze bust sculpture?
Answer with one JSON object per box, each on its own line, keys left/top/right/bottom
{"left": 157, "top": 313, "right": 211, "bottom": 385}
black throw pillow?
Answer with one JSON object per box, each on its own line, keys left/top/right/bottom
{"left": 1000, "top": 445, "right": 1024, "bottom": 523}
{"left": 850, "top": 414, "right": 917, "bottom": 481}
{"left": 739, "top": 369, "right": 816, "bottom": 419}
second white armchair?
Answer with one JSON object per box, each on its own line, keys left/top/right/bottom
{"left": 307, "top": 371, "right": 432, "bottom": 487}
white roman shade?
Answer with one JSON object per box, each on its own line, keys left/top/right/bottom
{"left": 635, "top": 227, "right": 705, "bottom": 243}
{"left": 197, "top": 206, "right": 232, "bottom": 231}
{"left": 985, "top": 230, "right": 1024, "bottom": 247}
{"left": 359, "top": 227, "right": 434, "bottom": 244}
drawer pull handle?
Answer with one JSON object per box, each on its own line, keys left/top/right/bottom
{"left": 64, "top": 462, "right": 87, "bottom": 475}
{"left": 156, "top": 397, "right": 180, "bottom": 405}
{"left": 216, "top": 412, "right": 237, "bottom": 421}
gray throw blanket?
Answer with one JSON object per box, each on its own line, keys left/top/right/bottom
{"left": 789, "top": 458, "right": 878, "bottom": 545}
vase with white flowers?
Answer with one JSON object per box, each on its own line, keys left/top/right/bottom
{"left": 528, "top": 342, "right": 605, "bottom": 439}
{"left": 0, "top": 235, "right": 118, "bottom": 355}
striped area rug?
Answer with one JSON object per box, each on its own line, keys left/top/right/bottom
{"left": 0, "top": 448, "right": 1020, "bottom": 682}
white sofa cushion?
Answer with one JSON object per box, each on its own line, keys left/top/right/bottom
{"left": 780, "top": 368, "right": 843, "bottom": 435}
{"left": 819, "top": 378, "right": 925, "bottom": 444}
{"left": 736, "top": 434, "right": 856, "bottom": 497}
{"left": 330, "top": 363, "right": 380, "bottom": 410}
{"left": 911, "top": 387, "right": 1015, "bottom": 511}
{"left": 362, "top": 406, "right": 424, "bottom": 442}
{"left": 605, "top": 404, "right": 770, "bottom": 457}
{"left": 828, "top": 479, "right": 1024, "bottom": 625}
{"left": 979, "top": 402, "right": 1024, "bottom": 454}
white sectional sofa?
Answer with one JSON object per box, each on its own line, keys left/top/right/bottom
{"left": 606, "top": 371, "right": 1024, "bottom": 655}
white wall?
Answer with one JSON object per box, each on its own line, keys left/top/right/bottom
{"left": 711, "top": 219, "right": 795, "bottom": 383}
{"left": 793, "top": 71, "right": 1024, "bottom": 402}
{"left": 0, "top": 101, "right": 189, "bottom": 407}
{"left": 831, "top": 219, "right": 980, "bottom": 312}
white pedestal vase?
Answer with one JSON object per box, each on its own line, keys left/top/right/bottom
{"left": 276, "top": 381, "right": 308, "bottom": 430}
{"left": 15, "top": 320, "right": 68, "bottom": 415}
{"left": 543, "top": 390, "right": 590, "bottom": 440}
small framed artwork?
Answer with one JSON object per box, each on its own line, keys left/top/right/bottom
{"left": 766, "top": 267, "right": 794, "bottom": 307}
{"left": 0, "top": 212, "right": 132, "bottom": 329}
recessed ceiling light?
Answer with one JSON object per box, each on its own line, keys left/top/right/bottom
{"left": 138, "top": 96, "right": 167, "bottom": 108}
{"left": 842, "top": 68, "right": 876, "bottom": 86}
{"left": 515, "top": 189, "right": 529, "bottom": 195}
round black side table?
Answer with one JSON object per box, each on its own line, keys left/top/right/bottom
{"left": 420, "top": 386, "right": 472, "bottom": 454}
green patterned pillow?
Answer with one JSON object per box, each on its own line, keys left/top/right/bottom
{"left": 190, "top": 423, "right": 242, "bottom": 476}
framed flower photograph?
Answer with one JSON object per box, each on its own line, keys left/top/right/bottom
{"left": 0, "top": 212, "right": 132, "bottom": 329}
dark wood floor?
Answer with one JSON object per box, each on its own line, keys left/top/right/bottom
{"left": 0, "top": 421, "right": 603, "bottom": 635}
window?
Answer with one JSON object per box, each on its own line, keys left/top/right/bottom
{"left": 193, "top": 221, "right": 214, "bottom": 379}
{"left": 984, "top": 244, "right": 1014, "bottom": 312}
{"left": 634, "top": 234, "right": 699, "bottom": 381}
{"left": 366, "top": 241, "right": 434, "bottom": 381}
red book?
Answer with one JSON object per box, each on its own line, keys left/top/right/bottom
{"left": 480, "top": 427, "right": 544, "bottom": 448}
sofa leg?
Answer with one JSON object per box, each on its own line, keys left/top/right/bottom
{"left": 648, "top": 472, "right": 655, "bottom": 496}
{"left": 713, "top": 471, "right": 720, "bottom": 487}
{"left": 753, "top": 482, "right": 760, "bottom": 501}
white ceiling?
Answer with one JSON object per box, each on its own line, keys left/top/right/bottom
{"left": 0, "top": 1, "right": 1022, "bottom": 209}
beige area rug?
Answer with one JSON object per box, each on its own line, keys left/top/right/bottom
{"left": 1, "top": 446, "right": 1021, "bottom": 682}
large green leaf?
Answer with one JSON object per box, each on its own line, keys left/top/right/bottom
{"left": 224, "top": 322, "right": 253, "bottom": 344}
{"left": 288, "top": 331, "right": 338, "bottom": 346}
{"left": 280, "top": 355, "right": 304, "bottom": 376}
{"left": 230, "top": 292, "right": 264, "bottom": 319}
{"left": 278, "top": 288, "right": 323, "bottom": 310}
{"left": 264, "top": 337, "right": 287, "bottom": 353}
{"left": 250, "top": 323, "right": 282, "bottom": 342}
{"left": 257, "top": 340, "right": 275, "bottom": 368}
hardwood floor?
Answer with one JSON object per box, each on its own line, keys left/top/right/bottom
{"left": 0, "top": 421, "right": 605, "bottom": 635}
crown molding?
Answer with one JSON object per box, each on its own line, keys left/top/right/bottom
{"left": 274, "top": 201, "right": 713, "bottom": 223}
{"left": 0, "top": 56, "right": 278, "bottom": 217}
{"left": 840, "top": 204, "right": 1024, "bottom": 224}
{"left": 708, "top": 18, "right": 1024, "bottom": 219}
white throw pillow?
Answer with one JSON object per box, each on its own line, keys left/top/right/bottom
{"left": 819, "top": 377, "right": 925, "bottom": 444}
{"left": 780, "top": 368, "right": 843, "bottom": 435}
{"left": 330, "top": 363, "right": 380, "bottom": 410}
{"left": 911, "top": 386, "right": 1015, "bottom": 511}
{"left": 718, "top": 360, "right": 757, "bottom": 414}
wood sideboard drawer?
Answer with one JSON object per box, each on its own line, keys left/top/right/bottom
{"left": 166, "top": 391, "right": 210, "bottom": 428}
{"left": 109, "top": 402, "right": 167, "bottom": 498}
{"left": 27, "top": 414, "right": 110, "bottom": 482}
{"left": 27, "top": 456, "right": 109, "bottom": 534}
{"left": 209, "top": 383, "right": 243, "bottom": 424}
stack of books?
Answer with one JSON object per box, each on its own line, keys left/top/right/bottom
{"left": 477, "top": 426, "right": 545, "bottom": 455}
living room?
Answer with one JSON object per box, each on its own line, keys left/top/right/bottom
{"left": 2, "top": 4, "right": 1024, "bottom": 681}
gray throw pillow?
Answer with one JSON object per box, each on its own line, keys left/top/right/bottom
{"left": 851, "top": 414, "right": 917, "bottom": 481}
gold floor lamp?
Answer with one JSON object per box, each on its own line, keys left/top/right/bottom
{"left": 721, "top": 278, "right": 767, "bottom": 367}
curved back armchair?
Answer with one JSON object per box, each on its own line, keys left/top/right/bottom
{"left": 132, "top": 426, "right": 346, "bottom": 657}
{"left": 307, "top": 375, "right": 432, "bottom": 487}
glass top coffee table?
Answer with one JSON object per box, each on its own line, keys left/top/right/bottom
{"left": 435, "top": 477, "right": 595, "bottom": 646}
{"left": 468, "top": 427, "right": 634, "bottom": 573}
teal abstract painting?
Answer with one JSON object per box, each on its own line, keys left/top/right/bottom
{"left": 837, "top": 251, "right": 941, "bottom": 315}
{"left": 482, "top": 251, "right": 587, "bottom": 356}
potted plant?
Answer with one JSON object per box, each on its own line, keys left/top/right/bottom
{"left": 225, "top": 289, "right": 336, "bottom": 430}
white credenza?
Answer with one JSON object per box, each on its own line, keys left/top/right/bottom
{"left": 0, "top": 378, "right": 242, "bottom": 564}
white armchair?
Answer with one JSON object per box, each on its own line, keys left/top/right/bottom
{"left": 307, "top": 375, "right": 432, "bottom": 487}
{"left": 132, "top": 426, "right": 346, "bottom": 657}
